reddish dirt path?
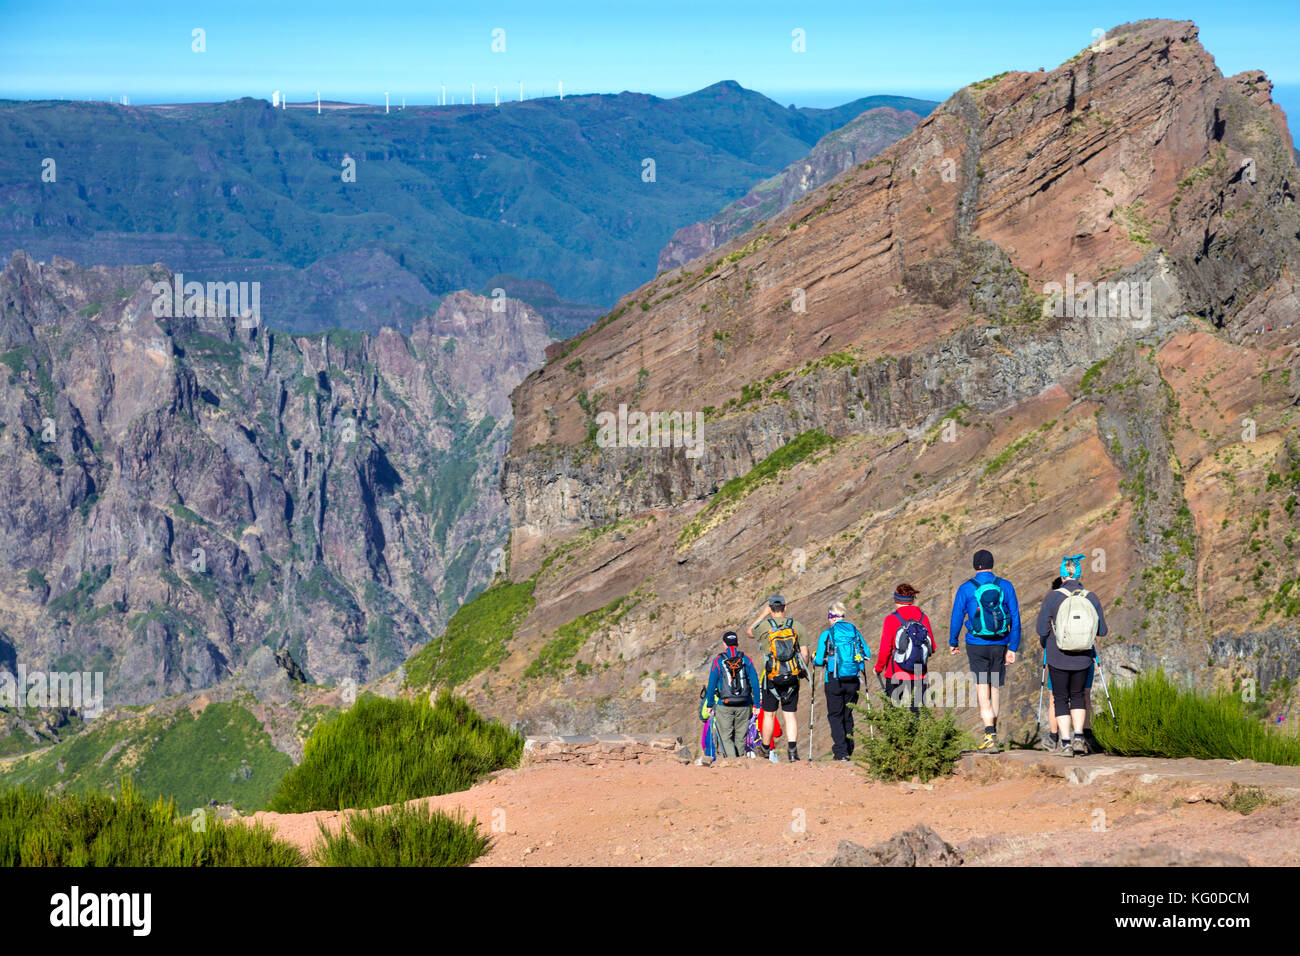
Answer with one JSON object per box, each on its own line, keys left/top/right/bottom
{"left": 250, "top": 753, "right": 1300, "bottom": 866}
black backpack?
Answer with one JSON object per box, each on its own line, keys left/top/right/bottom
{"left": 890, "top": 611, "right": 932, "bottom": 673}
{"left": 717, "top": 652, "right": 752, "bottom": 705}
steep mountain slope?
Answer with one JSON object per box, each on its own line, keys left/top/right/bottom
{"left": 0, "top": 252, "right": 547, "bottom": 704}
{"left": 0, "top": 85, "right": 933, "bottom": 335}
{"left": 657, "top": 105, "right": 930, "bottom": 271}
{"left": 440, "top": 20, "right": 1299, "bottom": 740}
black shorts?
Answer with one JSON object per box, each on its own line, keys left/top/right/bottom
{"left": 761, "top": 678, "right": 800, "bottom": 713}
{"left": 967, "top": 643, "right": 1008, "bottom": 686}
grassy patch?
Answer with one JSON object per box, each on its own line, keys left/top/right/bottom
{"left": 1091, "top": 671, "right": 1300, "bottom": 765}
{"left": 402, "top": 577, "right": 536, "bottom": 690}
{"left": 525, "top": 592, "right": 642, "bottom": 679}
{"left": 0, "top": 780, "right": 304, "bottom": 866}
{"left": 678, "top": 429, "right": 838, "bottom": 546}
{"left": 267, "top": 694, "right": 522, "bottom": 813}
{"left": 311, "top": 802, "right": 488, "bottom": 866}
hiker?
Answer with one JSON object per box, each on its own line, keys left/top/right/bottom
{"left": 702, "top": 631, "right": 761, "bottom": 759}
{"left": 875, "top": 583, "right": 934, "bottom": 715}
{"left": 948, "top": 549, "right": 1021, "bottom": 753}
{"left": 1036, "top": 555, "right": 1107, "bottom": 757}
{"left": 812, "top": 602, "right": 871, "bottom": 761}
{"left": 746, "top": 594, "right": 810, "bottom": 761}
{"left": 1041, "top": 576, "right": 1097, "bottom": 753}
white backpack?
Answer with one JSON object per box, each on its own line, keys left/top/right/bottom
{"left": 1052, "top": 587, "right": 1099, "bottom": 652}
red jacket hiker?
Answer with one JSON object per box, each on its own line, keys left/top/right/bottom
{"left": 875, "top": 604, "right": 934, "bottom": 680}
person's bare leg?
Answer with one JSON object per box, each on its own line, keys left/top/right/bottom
{"left": 976, "top": 683, "right": 994, "bottom": 729}
{"left": 760, "top": 709, "right": 775, "bottom": 747}
{"left": 785, "top": 713, "right": 798, "bottom": 744}
{"left": 1070, "top": 708, "right": 1086, "bottom": 735}
{"left": 989, "top": 684, "right": 1001, "bottom": 727}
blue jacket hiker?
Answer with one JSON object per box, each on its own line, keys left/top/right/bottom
{"left": 702, "top": 632, "right": 760, "bottom": 758}
{"left": 948, "top": 549, "right": 1020, "bottom": 753}
{"left": 811, "top": 603, "right": 870, "bottom": 761}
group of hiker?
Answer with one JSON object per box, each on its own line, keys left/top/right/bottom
{"left": 698, "top": 549, "right": 1111, "bottom": 762}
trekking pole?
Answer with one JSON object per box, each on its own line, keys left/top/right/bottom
{"left": 1093, "top": 647, "right": 1117, "bottom": 721}
{"left": 809, "top": 664, "right": 817, "bottom": 762}
{"left": 1035, "top": 650, "right": 1047, "bottom": 741}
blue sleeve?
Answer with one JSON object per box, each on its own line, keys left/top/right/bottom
{"left": 1004, "top": 579, "right": 1022, "bottom": 652}
{"left": 856, "top": 625, "right": 870, "bottom": 660}
{"left": 704, "top": 659, "right": 720, "bottom": 704}
{"left": 747, "top": 659, "right": 761, "bottom": 707}
{"left": 949, "top": 582, "right": 968, "bottom": 647}
{"left": 813, "top": 629, "right": 830, "bottom": 667}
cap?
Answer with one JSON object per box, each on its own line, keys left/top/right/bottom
{"left": 766, "top": 594, "right": 786, "bottom": 607}
{"left": 723, "top": 631, "right": 739, "bottom": 646}
{"left": 973, "top": 549, "right": 994, "bottom": 571}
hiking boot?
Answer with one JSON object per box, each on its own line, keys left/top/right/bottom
{"left": 1072, "top": 734, "right": 1088, "bottom": 757}
{"left": 1060, "top": 738, "right": 1074, "bottom": 757}
{"left": 976, "top": 733, "right": 999, "bottom": 754}
{"left": 1044, "top": 732, "right": 1059, "bottom": 752}
{"left": 787, "top": 743, "right": 800, "bottom": 762}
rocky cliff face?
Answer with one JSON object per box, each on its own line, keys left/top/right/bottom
{"left": 657, "top": 106, "right": 927, "bottom": 272}
{"left": 476, "top": 20, "right": 1298, "bottom": 739}
{"left": 0, "top": 253, "right": 548, "bottom": 705}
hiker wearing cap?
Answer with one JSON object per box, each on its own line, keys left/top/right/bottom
{"left": 1035, "top": 556, "right": 1107, "bottom": 757}
{"left": 812, "top": 602, "right": 871, "bottom": 761}
{"left": 702, "top": 632, "right": 761, "bottom": 759}
{"left": 746, "top": 594, "right": 810, "bottom": 761}
{"left": 875, "top": 583, "right": 934, "bottom": 715}
{"left": 948, "top": 549, "right": 1021, "bottom": 753}
{"left": 1040, "top": 576, "right": 1097, "bottom": 753}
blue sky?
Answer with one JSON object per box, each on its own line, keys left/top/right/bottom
{"left": 2, "top": 1, "right": 1298, "bottom": 121}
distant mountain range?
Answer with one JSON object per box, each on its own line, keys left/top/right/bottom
{"left": 0, "top": 85, "right": 937, "bottom": 336}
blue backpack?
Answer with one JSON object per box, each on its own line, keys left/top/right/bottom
{"left": 891, "top": 611, "right": 932, "bottom": 673}
{"left": 827, "top": 621, "right": 868, "bottom": 678}
{"left": 969, "top": 577, "right": 1011, "bottom": 637}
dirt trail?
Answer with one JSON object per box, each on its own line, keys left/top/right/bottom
{"left": 250, "top": 751, "right": 1300, "bottom": 866}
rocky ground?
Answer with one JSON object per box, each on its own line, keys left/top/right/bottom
{"left": 250, "top": 750, "right": 1300, "bottom": 866}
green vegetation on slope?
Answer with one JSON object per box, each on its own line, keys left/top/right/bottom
{"left": 679, "top": 429, "right": 839, "bottom": 545}
{"left": 403, "top": 577, "right": 537, "bottom": 690}
{"left": 311, "top": 802, "right": 489, "bottom": 867}
{"left": 267, "top": 693, "right": 522, "bottom": 813}
{"left": 0, "top": 780, "right": 304, "bottom": 867}
{"left": 1092, "top": 670, "right": 1300, "bottom": 765}
{"left": 0, "top": 702, "right": 293, "bottom": 812}
{"left": 525, "top": 592, "right": 642, "bottom": 679}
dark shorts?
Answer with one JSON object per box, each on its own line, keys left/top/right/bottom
{"left": 761, "top": 678, "right": 800, "bottom": 713}
{"left": 967, "top": 643, "right": 1008, "bottom": 686}
{"left": 1047, "top": 661, "right": 1094, "bottom": 691}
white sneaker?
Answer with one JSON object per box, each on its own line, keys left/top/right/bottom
{"left": 768, "top": 750, "right": 779, "bottom": 764}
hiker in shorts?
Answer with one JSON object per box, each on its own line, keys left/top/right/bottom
{"left": 875, "top": 583, "right": 934, "bottom": 715}
{"left": 948, "top": 549, "right": 1020, "bottom": 753}
{"left": 1035, "top": 555, "right": 1107, "bottom": 757}
{"left": 1041, "top": 576, "right": 1097, "bottom": 752}
{"left": 746, "top": 594, "right": 810, "bottom": 761}
{"left": 702, "top": 631, "right": 761, "bottom": 759}
{"left": 812, "top": 602, "right": 871, "bottom": 761}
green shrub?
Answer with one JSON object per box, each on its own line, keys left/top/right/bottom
{"left": 851, "top": 700, "right": 969, "bottom": 783}
{"left": 0, "top": 780, "right": 304, "bottom": 866}
{"left": 268, "top": 693, "right": 522, "bottom": 813}
{"left": 1091, "top": 670, "right": 1300, "bottom": 765}
{"left": 311, "top": 802, "right": 489, "bottom": 866}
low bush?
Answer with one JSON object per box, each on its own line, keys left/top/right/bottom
{"left": 0, "top": 780, "right": 304, "bottom": 866}
{"left": 311, "top": 802, "right": 489, "bottom": 866}
{"left": 1091, "top": 670, "right": 1300, "bottom": 765}
{"left": 268, "top": 693, "right": 523, "bottom": 813}
{"left": 851, "top": 699, "right": 969, "bottom": 783}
